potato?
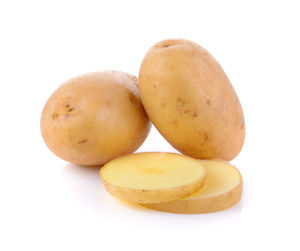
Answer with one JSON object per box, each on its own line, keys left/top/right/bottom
{"left": 138, "top": 39, "right": 245, "bottom": 161}
{"left": 143, "top": 159, "right": 242, "bottom": 214}
{"left": 41, "top": 71, "right": 151, "bottom": 166}
{"left": 100, "top": 152, "right": 206, "bottom": 203}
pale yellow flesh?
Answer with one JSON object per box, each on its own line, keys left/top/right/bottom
{"left": 143, "top": 159, "right": 242, "bottom": 213}
{"left": 189, "top": 160, "right": 241, "bottom": 199}
{"left": 100, "top": 152, "right": 206, "bottom": 203}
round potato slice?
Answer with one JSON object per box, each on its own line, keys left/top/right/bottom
{"left": 100, "top": 152, "right": 206, "bottom": 204}
{"left": 143, "top": 160, "right": 242, "bottom": 214}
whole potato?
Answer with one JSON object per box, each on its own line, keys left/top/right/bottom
{"left": 138, "top": 39, "right": 245, "bottom": 161}
{"left": 41, "top": 71, "right": 151, "bottom": 166}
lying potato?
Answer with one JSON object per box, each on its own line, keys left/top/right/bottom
{"left": 41, "top": 71, "right": 151, "bottom": 166}
{"left": 143, "top": 159, "right": 242, "bottom": 214}
{"left": 100, "top": 152, "right": 206, "bottom": 204}
{"left": 139, "top": 39, "right": 245, "bottom": 161}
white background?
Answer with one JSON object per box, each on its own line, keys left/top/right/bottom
{"left": 1, "top": 0, "right": 299, "bottom": 250}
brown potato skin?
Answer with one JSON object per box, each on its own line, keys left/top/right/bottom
{"left": 41, "top": 71, "right": 151, "bottom": 166}
{"left": 138, "top": 39, "right": 245, "bottom": 161}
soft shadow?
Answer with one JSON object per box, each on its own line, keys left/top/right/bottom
{"left": 115, "top": 198, "right": 154, "bottom": 212}
{"left": 116, "top": 197, "right": 243, "bottom": 218}
{"left": 60, "top": 162, "right": 103, "bottom": 205}
{"left": 62, "top": 162, "right": 102, "bottom": 171}
{"left": 60, "top": 162, "right": 102, "bottom": 189}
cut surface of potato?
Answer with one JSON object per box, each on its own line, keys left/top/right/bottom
{"left": 100, "top": 152, "right": 206, "bottom": 204}
{"left": 144, "top": 159, "right": 242, "bottom": 214}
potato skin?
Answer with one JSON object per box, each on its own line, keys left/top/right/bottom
{"left": 101, "top": 177, "right": 206, "bottom": 204}
{"left": 138, "top": 39, "right": 245, "bottom": 161}
{"left": 41, "top": 71, "right": 151, "bottom": 166}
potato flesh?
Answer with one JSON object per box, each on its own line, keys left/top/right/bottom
{"left": 100, "top": 152, "right": 206, "bottom": 203}
{"left": 143, "top": 160, "right": 242, "bottom": 213}
{"left": 101, "top": 152, "right": 206, "bottom": 189}
{"left": 185, "top": 160, "right": 241, "bottom": 199}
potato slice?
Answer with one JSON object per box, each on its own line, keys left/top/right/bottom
{"left": 143, "top": 160, "right": 242, "bottom": 214}
{"left": 100, "top": 152, "right": 206, "bottom": 204}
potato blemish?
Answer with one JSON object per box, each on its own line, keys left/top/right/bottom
{"left": 240, "top": 120, "right": 244, "bottom": 130}
{"left": 128, "top": 93, "right": 137, "bottom": 105}
{"left": 204, "top": 132, "right": 209, "bottom": 141}
{"left": 52, "top": 112, "right": 59, "bottom": 120}
{"left": 206, "top": 99, "right": 212, "bottom": 105}
{"left": 78, "top": 139, "right": 88, "bottom": 144}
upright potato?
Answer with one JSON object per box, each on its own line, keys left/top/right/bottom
{"left": 41, "top": 71, "right": 151, "bottom": 166}
{"left": 139, "top": 39, "right": 245, "bottom": 161}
